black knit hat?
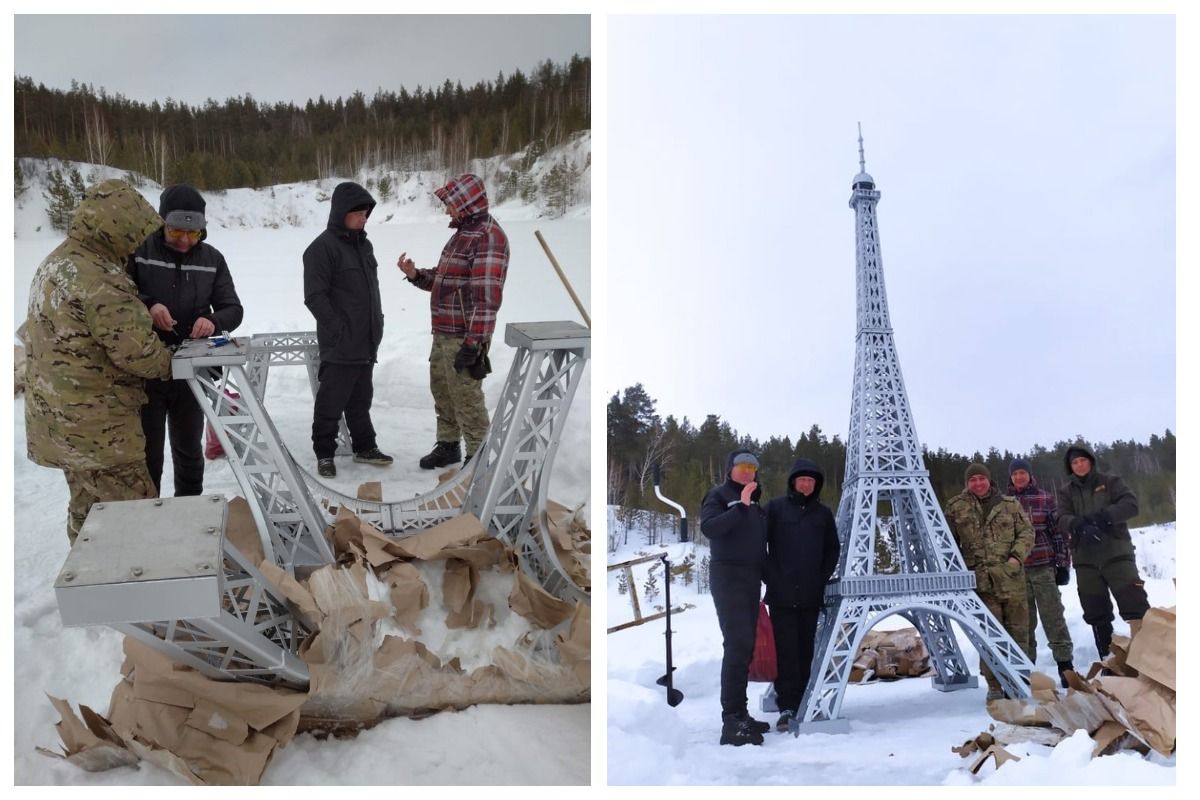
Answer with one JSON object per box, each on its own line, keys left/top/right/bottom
{"left": 159, "top": 184, "right": 206, "bottom": 230}
{"left": 1009, "top": 458, "right": 1033, "bottom": 475}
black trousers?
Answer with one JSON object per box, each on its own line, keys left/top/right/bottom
{"left": 312, "top": 361, "right": 377, "bottom": 459}
{"left": 769, "top": 605, "right": 821, "bottom": 714}
{"left": 710, "top": 563, "right": 761, "bottom": 718}
{"left": 141, "top": 378, "right": 205, "bottom": 496}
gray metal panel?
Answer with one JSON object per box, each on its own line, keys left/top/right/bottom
{"left": 55, "top": 496, "right": 227, "bottom": 626}
{"left": 57, "top": 575, "right": 220, "bottom": 627}
{"left": 504, "top": 321, "right": 590, "bottom": 352}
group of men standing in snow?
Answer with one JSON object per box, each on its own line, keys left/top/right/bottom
{"left": 700, "top": 447, "right": 1150, "bottom": 746}
{"left": 24, "top": 173, "right": 508, "bottom": 544}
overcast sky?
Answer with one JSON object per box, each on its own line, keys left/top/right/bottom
{"left": 609, "top": 14, "right": 1177, "bottom": 458}
{"left": 13, "top": 14, "right": 589, "bottom": 107}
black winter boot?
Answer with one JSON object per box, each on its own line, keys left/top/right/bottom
{"left": 720, "top": 716, "right": 764, "bottom": 746}
{"left": 733, "top": 711, "right": 771, "bottom": 735}
{"left": 419, "top": 441, "right": 462, "bottom": 470}
{"left": 1056, "top": 660, "right": 1075, "bottom": 689}
{"left": 1092, "top": 622, "right": 1114, "bottom": 662}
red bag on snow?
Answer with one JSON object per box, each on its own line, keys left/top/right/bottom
{"left": 204, "top": 388, "right": 241, "bottom": 460}
{"left": 748, "top": 601, "right": 777, "bottom": 682}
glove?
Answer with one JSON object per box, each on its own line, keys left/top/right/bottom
{"left": 468, "top": 341, "right": 492, "bottom": 380}
{"left": 453, "top": 342, "right": 481, "bottom": 373}
{"left": 1055, "top": 566, "right": 1071, "bottom": 586}
{"left": 1080, "top": 523, "right": 1102, "bottom": 544}
{"left": 1087, "top": 509, "right": 1114, "bottom": 530}
{"left": 1069, "top": 518, "right": 1086, "bottom": 536}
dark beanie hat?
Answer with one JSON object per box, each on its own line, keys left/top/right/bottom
{"left": 159, "top": 184, "right": 206, "bottom": 230}
{"left": 1009, "top": 458, "right": 1033, "bottom": 475}
{"left": 964, "top": 463, "right": 990, "bottom": 482}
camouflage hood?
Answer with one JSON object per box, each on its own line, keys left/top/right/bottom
{"left": 67, "top": 179, "right": 162, "bottom": 264}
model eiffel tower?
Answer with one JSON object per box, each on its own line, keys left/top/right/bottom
{"left": 794, "top": 127, "right": 1033, "bottom": 733}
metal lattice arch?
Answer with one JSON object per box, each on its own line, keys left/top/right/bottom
{"left": 55, "top": 321, "right": 589, "bottom": 687}
{"left": 790, "top": 128, "right": 1033, "bottom": 733}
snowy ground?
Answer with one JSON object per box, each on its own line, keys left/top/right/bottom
{"left": 606, "top": 515, "right": 1176, "bottom": 786}
{"left": 11, "top": 161, "right": 591, "bottom": 785}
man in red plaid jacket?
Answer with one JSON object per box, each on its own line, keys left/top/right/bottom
{"left": 398, "top": 174, "right": 509, "bottom": 469}
{"left": 1008, "top": 458, "right": 1076, "bottom": 686}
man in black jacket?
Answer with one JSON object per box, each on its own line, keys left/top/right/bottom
{"left": 700, "top": 449, "right": 771, "bottom": 746}
{"left": 128, "top": 184, "right": 242, "bottom": 496}
{"left": 764, "top": 458, "right": 840, "bottom": 732}
{"left": 1056, "top": 445, "right": 1149, "bottom": 660}
{"left": 303, "top": 182, "right": 393, "bottom": 478}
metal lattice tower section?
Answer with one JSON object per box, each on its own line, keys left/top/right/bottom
{"left": 55, "top": 496, "right": 311, "bottom": 688}
{"left": 795, "top": 128, "right": 1032, "bottom": 733}
{"left": 176, "top": 321, "right": 590, "bottom": 604}
{"left": 463, "top": 323, "right": 590, "bottom": 604}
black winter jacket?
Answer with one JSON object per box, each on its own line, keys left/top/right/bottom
{"left": 302, "top": 182, "right": 384, "bottom": 364}
{"left": 1055, "top": 444, "right": 1139, "bottom": 567}
{"left": 700, "top": 448, "right": 768, "bottom": 568}
{"left": 127, "top": 233, "right": 243, "bottom": 348}
{"left": 764, "top": 459, "right": 841, "bottom": 608}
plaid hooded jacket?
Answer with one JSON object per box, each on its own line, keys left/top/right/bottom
{"left": 408, "top": 174, "right": 509, "bottom": 346}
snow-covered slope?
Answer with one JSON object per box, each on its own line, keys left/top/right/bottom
{"left": 606, "top": 513, "right": 1176, "bottom": 785}
{"left": 14, "top": 131, "right": 590, "bottom": 236}
{"left": 12, "top": 150, "right": 591, "bottom": 785}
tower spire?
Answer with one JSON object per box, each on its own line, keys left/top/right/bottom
{"left": 857, "top": 121, "right": 866, "bottom": 174}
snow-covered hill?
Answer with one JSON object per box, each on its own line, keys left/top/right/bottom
{"left": 607, "top": 512, "right": 1176, "bottom": 785}
{"left": 14, "top": 132, "right": 590, "bottom": 238}
{"left": 12, "top": 145, "right": 591, "bottom": 785}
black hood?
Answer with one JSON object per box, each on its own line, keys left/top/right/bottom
{"left": 1063, "top": 444, "right": 1097, "bottom": 475}
{"left": 723, "top": 448, "right": 762, "bottom": 502}
{"left": 327, "top": 182, "right": 377, "bottom": 229}
{"left": 787, "top": 458, "right": 824, "bottom": 500}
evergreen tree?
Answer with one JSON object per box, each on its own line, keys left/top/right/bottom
{"left": 643, "top": 564, "right": 660, "bottom": 604}
{"left": 67, "top": 165, "right": 86, "bottom": 199}
{"left": 44, "top": 168, "right": 77, "bottom": 231}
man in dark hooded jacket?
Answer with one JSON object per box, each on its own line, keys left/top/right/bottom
{"left": 127, "top": 184, "right": 243, "bottom": 496}
{"left": 303, "top": 181, "right": 392, "bottom": 477}
{"left": 700, "top": 449, "right": 770, "bottom": 746}
{"left": 1055, "top": 445, "right": 1148, "bottom": 661}
{"left": 764, "top": 458, "right": 840, "bottom": 731}
{"left": 397, "top": 174, "right": 509, "bottom": 469}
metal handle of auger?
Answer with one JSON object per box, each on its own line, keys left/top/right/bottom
{"left": 534, "top": 230, "right": 591, "bottom": 328}
{"left": 655, "top": 554, "right": 684, "bottom": 707}
{"left": 653, "top": 463, "right": 688, "bottom": 543}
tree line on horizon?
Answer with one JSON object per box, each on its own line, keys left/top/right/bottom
{"left": 608, "top": 383, "right": 1177, "bottom": 534}
{"left": 13, "top": 55, "right": 589, "bottom": 192}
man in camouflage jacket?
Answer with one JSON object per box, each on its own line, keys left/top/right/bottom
{"left": 943, "top": 463, "right": 1035, "bottom": 700}
{"left": 1007, "top": 458, "right": 1076, "bottom": 686}
{"left": 1055, "top": 444, "right": 1148, "bottom": 661}
{"left": 397, "top": 173, "right": 509, "bottom": 470}
{"left": 25, "top": 179, "right": 173, "bottom": 543}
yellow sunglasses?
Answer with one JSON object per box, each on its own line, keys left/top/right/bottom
{"left": 165, "top": 226, "right": 202, "bottom": 242}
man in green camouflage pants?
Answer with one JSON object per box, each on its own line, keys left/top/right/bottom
{"left": 25, "top": 179, "right": 173, "bottom": 544}
{"left": 943, "top": 463, "right": 1036, "bottom": 701}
